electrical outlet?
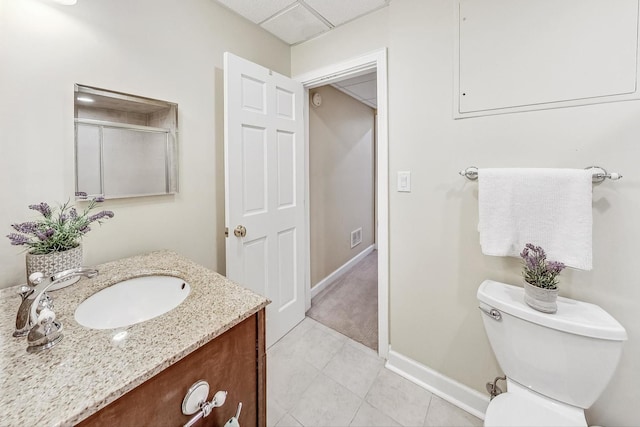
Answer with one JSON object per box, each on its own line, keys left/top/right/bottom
{"left": 351, "top": 228, "right": 362, "bottom": 248}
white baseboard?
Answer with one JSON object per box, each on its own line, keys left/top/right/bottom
{"left": 310, "top": 244, "right": 375, "bottom": 299}
{"left": 386, "top": 348, "right": 489, "bottom": 420}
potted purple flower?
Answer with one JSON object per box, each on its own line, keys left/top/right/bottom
{"left": 7, "top": 194, "right": 114, "bottom": 290}
{"left": 520, "top": 243, "right": 566, "bottom": 313}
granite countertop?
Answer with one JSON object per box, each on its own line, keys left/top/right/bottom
{"left": 0, "top": 251, "right": 269, "bottom": 426}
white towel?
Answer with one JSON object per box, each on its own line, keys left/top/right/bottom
{"left": 478, "top": 168, "right": 593, "bottom": 270}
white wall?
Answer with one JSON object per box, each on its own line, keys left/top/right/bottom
{"left": 291, "top": 7, "right": 389, "bottom": 76}
{"left": 0, "top": 0, "right": 290, "bottom": 287}
{"left": 294, "top": 1, "right": 640, "bottom": 426}
{"left": 309, "top": 85, "right": 375, "bottom": 286}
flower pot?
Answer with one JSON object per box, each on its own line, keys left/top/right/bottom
{"left": 523, "top": 281, "right": 559, "bottom": 313}
{"left": 25, "top": 245, "right": 83, "bottom": 291}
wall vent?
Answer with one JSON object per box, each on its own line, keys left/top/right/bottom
{"left": 350, "top": 228, "right": 362, "bottom": 248}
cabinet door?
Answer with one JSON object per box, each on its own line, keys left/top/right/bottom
{"left": 77, "top": 311, "right": 266, "bottom": 427}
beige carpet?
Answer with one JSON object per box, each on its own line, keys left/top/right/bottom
{"left": 307, "top": 251, "right": 378, "bottom": 350}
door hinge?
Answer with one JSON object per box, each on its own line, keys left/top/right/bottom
{"left": 225, "top": 227, "right": 229, "bottom": 237}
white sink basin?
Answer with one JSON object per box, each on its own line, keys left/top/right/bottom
{"left": 74, "top": 276, "right": 191, "bottom": 329}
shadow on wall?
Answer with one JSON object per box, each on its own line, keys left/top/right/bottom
{"left": 214, "top": 67, "right": 226, "bottom": 275}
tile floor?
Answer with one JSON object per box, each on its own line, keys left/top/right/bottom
{"left": 267, "top": 317, "right": 483, "bottom": 427}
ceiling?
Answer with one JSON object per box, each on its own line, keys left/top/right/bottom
{"left": 330, "top": 72, "right": 377, "bottom": 108}
{"left": 214, "top": 0, "right": 390, "bottom": 45}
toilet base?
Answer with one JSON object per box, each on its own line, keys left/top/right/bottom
{"left": 484, "top": 380, "right": 587, "bottom": 427}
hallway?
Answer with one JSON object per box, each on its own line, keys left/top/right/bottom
{"left": 307, "top": 251, "right": 378, "bottom": 350}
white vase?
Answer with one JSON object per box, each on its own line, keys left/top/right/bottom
{"left": 523, "top": 281, "right": 559, "bottom": 314}
{"left": 25, "top": 245, "right": 83, "bottom": 291}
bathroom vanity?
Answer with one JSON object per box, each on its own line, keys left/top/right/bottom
{"left": 0, "top": 251, "right": 269, "bottom": 426}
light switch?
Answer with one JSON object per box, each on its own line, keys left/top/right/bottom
{"left": 397, "top": 171, "right": 411, "bottom": 192}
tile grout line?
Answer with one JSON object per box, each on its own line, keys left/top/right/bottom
{"left": 269, "top": 316, "right": 480, "bottom": 427}
{"left": 279, "top": 321, "right": 347, "bottom": 425}
{"left": 422, "top": 393, "right": 434, "bottom": 426}
{"left": 347, "top": 399, "right": 366, "bottom": 427}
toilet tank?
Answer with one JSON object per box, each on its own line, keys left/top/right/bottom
{"left": 477, "top": 280, "right": 627, "bottom": 409}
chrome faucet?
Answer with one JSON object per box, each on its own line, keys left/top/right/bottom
{"left": 13, "top": 267, "right": 98, "bottom": 353}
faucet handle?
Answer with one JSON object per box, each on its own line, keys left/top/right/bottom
{"left": 28, "top": 272, "right": 45, "bottom": 286}
{"left": 26, "top": 308, "right": 63, "bottom": 353}
{"left": 13, "top": 285, "right": 35, "bottom": 337}
{"left": 17, "top": 285, "right": 33, "bottom": 299}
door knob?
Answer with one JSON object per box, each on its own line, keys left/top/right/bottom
{"left": 233, "top": 225, "right": 247, "bottom": 237}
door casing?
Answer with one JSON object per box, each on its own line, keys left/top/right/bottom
{"left": 294, "top": 48, "right": 389, "bottom": 358}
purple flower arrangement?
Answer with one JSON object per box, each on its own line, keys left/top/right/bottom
{"left": 520, "top": 243, "right": 566, "bottom": 289}
{"left": 7, "top": 193, "right": 114, "bottom": 255}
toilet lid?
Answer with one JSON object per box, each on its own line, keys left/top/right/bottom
{"left": 484, "top": 393, "right": 586, "bottom": 427}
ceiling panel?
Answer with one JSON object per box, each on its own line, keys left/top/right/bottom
{"left": 332, "top": 71, "right": 377, "bottom": 108}
{"left": 215, "top": 0, "right": 295, "bottom": 24}
{"left": 214, "top": 0, "right": 390, "bottom": 45}
{"left": 260, "top": 3, "right": 330, "bottom": 45}
{"left": 339, "top": 80, "right": 377, "bottom": 100}
{"left": 303, "top": 0, "right": 388, "bottom": 26}
{"left": 334, "top": 73, "right": 377, "bottom": 88}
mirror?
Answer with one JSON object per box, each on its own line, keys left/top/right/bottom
{"left": 74, "top": 84, "right": 178, "bottom": 199}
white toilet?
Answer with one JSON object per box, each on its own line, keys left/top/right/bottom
{"left": 477, "top": 280, "right": 627, "bottom": 427}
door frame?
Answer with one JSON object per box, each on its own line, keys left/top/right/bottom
{"left": 294, "top": 48, "right": 389, "bottom": 358}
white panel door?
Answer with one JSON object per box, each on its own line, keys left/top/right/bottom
{"left": 224, "top": 52, "right": 305, "bottom": 347}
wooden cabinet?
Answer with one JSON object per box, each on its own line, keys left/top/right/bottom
{"left": 78, "top": 310, "right": 266, "bottom": 427}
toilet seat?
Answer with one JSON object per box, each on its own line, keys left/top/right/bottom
{"left": 484, "top": 392, "right": 587, "bottom": 427}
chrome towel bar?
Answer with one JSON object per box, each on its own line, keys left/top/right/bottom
{"left": 459, "top": 166, "right": 622, "bottom": 183}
